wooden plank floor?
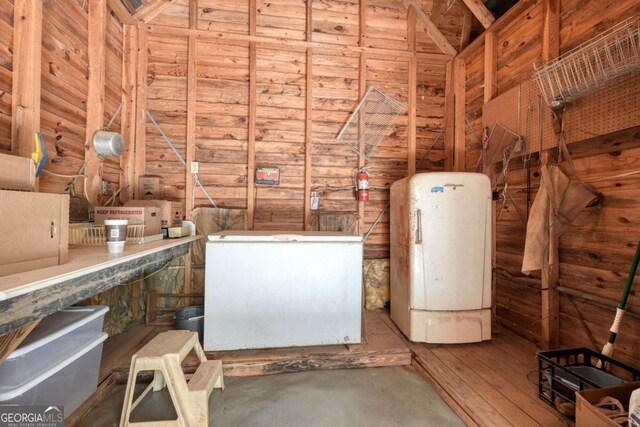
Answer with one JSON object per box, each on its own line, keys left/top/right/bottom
{"left": 377, "top": 313, "right": 571, "bottom": 427}
{"left": 97, "top": 310, "right": 570, "bottom": 427}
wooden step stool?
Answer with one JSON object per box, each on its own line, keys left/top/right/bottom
{"left": 120, "top": 330, "right": 224, "bottom": 427}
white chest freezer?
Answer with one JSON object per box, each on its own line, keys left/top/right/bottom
{"left": 390, "top": 172, "right": 492, "bottom": 343}
{"left": 204, "top": 231, "right": 363, "bottom": 351}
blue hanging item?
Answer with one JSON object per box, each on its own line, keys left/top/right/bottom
{"left": 32, "top": 132, "right": 48, "bottom": 177}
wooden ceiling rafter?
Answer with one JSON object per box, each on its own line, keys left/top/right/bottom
{"left": 107, "top": 0, "right": 135, "bottom": 24}
{"left": 133, "top": 0, "right": 178, "bottom": 24}
{"left": 461, "top": 0, "right": 495, "bottom": 29}
{"left": 396, "top": 0, "right": 458, "bottom": 56}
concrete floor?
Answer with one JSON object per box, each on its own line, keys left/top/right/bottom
{"left": 80, "top": 366, "right": 464, "bottom": 427}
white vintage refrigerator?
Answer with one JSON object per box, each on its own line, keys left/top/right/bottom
{"left": 390, "top": 172, "right": 492, "bottom": 343}
{"left": 204, "top": 231, "right": 363, "bottom": 351}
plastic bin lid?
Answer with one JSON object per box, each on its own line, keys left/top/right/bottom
{"left": 0, "top": 333, "right": 107, "bottom": 401}
{"left": 8, "top": 306, "right": 109, "bottom": 360}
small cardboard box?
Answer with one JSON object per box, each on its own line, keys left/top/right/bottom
{"left": 94, "top": 206, "right": 162, "bottom": 237}
{"left": 576, "top": 382, "right": 640, "bottom": 427}
{"left": 138, "top": 176, "right": 163, "bottom": 200}
{"left": 0, "top": 190, "right": 69, "bottom": 276}
{"left": 124, "top": 200, "right": 175, "bottom": 227}
{"left": 0, "top": 153, "right": 36, "bottom": 191}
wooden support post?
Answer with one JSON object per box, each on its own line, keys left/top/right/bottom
{"left": 306, "top": 0, "right": 313, "bottom": 41}
{"left": 303, "top": 48, "right": 313, "bottom": 230}
{"left": 453, "top": 59, "right": 466, "bottom": 172}
{"left": 11, "top": 0, "right": 42, "bottom": 158}
{"left": 443, "top": 61, "right": 454, "bottom": 171}
{"left": 542, "top": 0, "right": 560, "bottom": 63}
{"left": 186, "top": 0, "right": 198, "bottom": 217}
{"left": 357, "top": 0, "right": 366, "bottom": 235}
{"left": 120, "top": 25, "right": 138, "bottom": 203}
{"left": 483, "top": 31, "right": 497, "bottom": 319}
{"left": 134, "top": 28, "right": 148, "bottom": 199}
{"left": 0, "top": 319, "right": 40, "bottom": 365}
{"left": 407, "top": 6, "right": 417, "bottom": 176}
{"left": 247, "top": 0, "right": 257, "bottom": 229}
{"left": 483, "top": 31, "right": 497, "bottom": 104}
{"left": 184, "top": 0, "right": 198, "bottom": 304}
{"left": 85, "top": 0, "right": 108, "bottom": 206}
{"left": 540, "top": 0, "right": 560, "bottom": 350}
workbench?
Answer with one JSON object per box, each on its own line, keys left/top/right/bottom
{"left": 0, "top": 236, "right": 199, "bottom": 336}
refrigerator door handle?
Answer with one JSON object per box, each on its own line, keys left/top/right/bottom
{"left": 416, "top": 209, "right": 423, "bottom": 244}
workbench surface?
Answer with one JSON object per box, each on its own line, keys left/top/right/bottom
{"left": 0, "top": 236, "right": 199, "bottom": 335}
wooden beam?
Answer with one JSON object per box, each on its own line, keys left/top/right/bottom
{"left": 144, "top": 24, "right": 453, "bottom": 60}
{"left": 186, "top": 0, "right": 197, "bottom": 216}
{"left": 459, "top": 9, "right": 473, "bottom": 51}
{"left": 444, "top": 60, "right": 454, "bottom": 171}
{"left": 134, "top": 0, "right": 178, "bottom": 24}
{"left": 453, "top": 59, "right": 466, "bottom": 172}
{"left": 11, "top": 0, "right": 42, "bottom": 158}
{"left": 409, "top": 1, "right": 457, "bottom": 56}
{"left": 542, "top": 0, "right": 560, "bottom": 62}
{"left": 303, "top": 48, "right": 313, "bottom": 230}
{"left": 483, "top": 31, "right": 497, "bottom": 103}
{"left": 184, "top": 1, "right": 198, "bottom": 303}
{"left": 120, "top": 25, "right": 138, "bottom": 203}
{"left": 461, "top": 0, "right": 495, "bottom": 29}
{"left": 107, "top": 0, "right": 135, "bottom": 25}
{"left": 85, "top": 0, "right": 107, "bottom": 206}
{"left": 456, "top": 0, "right": 536, "bottom": 60}
{"left": 407, "top": 6, "right": 417, "bottom": 176}
{"left": 356, "top": 0, "right": 366, "bottom": 235}
{"left": 133, "top": 27, "right": 148, "bottom": 199}
{"left": 540, "top": 0, "right": 560, "bottom": 351}
{"left": 306, "top": 0, "right": 313, "bottom": 41}
{"left": 0, "top": 319, "right": 40, "bottom": 365}
{"left": 247, "top": 0, "right": 257, "bottom": 229}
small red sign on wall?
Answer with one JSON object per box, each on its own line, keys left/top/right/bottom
{"left": 255, "top": 166, "right": 280, "bottom": 185}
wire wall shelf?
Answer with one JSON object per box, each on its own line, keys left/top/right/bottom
{"left": 336, "top": 86, "right": 406, "bottom": 160}
{"left": 533, "top": 17, "right": 640, "bottom": 106}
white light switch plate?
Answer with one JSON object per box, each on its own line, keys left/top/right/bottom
{"left": 190, "top": 161, "right": 199, "bottom": 174}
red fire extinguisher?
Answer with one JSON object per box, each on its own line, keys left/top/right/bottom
{"left": 355, "top": 167, "right": 370, "bottom": 201}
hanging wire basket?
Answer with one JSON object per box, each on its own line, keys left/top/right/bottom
{"left": 336, "top": 86, "right": 406, "bottom": 160}
{"left": 533, "top": 17, "right": 640, "bottom": 106}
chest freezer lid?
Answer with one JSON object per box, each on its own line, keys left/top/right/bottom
{"left": 207, "top": 230, "right": 362, "bottom": 242}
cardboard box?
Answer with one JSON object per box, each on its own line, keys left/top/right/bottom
{"left": 0, "top": 190, "right": 69, "bottom": 276}
{"left": 171, "top": 201, "right": 185, "bottom": 223}
{"left": 576, "top": 382, "right": 640, "bottom": 427}
{"left": 0, "top": 153, "right": 36, "bottom": 191}
{"left": 124, "top": 200, "right": 175, "bottom": 227}
{"left": 138, "top": 176, "right": 163, "bottom": 200}
{"left": 94, "top": 206, "right": 162, "bottom": 237}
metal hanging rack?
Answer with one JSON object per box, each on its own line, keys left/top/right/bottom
{"left": 533, "top": 17, "right": 640, "bottom": 108}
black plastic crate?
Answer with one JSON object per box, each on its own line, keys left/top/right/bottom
{"left": 538, "top": 347, "right": 640, "bottom": 407}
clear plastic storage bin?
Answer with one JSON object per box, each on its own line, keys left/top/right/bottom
{"left": 0, "top": 332, "right": 108, "bottom": 418}
{"left": 0, "top": 305, "right": 108, "bottom": 389}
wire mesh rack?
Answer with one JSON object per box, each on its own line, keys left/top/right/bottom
{"left": 336, "top": 86, "right": 406, "bottom": 160}
{"left": 69, "top": 224, "right": 146, "bottom": 245}
{"left": 533, "top": 17, "right": 640, "bottom": 106}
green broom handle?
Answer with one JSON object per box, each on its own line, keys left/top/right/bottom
{"left": 607, "top": 241, "right": 640, "bottom": 344}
